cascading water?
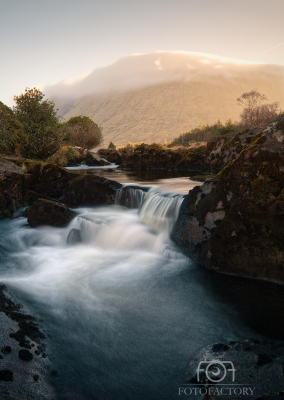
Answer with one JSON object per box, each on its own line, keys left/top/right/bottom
{"left": 0, "top": 181, "right": 282, "bottom": 400}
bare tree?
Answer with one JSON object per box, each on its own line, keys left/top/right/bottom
{"left": 237, "top": 89, "right": 279, "bottom": 129}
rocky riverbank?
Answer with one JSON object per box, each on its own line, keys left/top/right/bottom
{"left": 172, "top": 115, "right": 284, "bottom": 283}
{"left": 184, "top": 339, "right": 284, "bottom": 400}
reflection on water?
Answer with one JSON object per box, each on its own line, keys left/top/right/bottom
{"left": 66, "top": 165, "right": 203, "bottom": 194}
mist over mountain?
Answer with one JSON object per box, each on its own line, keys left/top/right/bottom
{"left": 45, "top": 52, "right": 284, "bottom": 145}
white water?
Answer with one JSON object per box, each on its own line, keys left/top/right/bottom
{"left": 0, "top": 185, "right": 277, "bottom": 399}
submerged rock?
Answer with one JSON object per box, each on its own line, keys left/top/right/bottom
{"left": 27, "top": 199, "right": 76, "bottom": 228}
{"left": 172, "top": 116, "right": 284, "bottom": 283}
{"left": 67, "top": 228, "right": 82, "bottom": 245}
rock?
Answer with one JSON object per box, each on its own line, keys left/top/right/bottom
{"left": 205, "top": 128, "right": 262, "bottom": 173}
{"left": 172, "top": 116, "right": 284, "bottom": 283}
{"left": 31, "top": 164, "right": 78, "bottom": 201}
{"left": 97, "top": 149, "right": 125, "bottom": 164}
{"left": 62, "top": 175, "right": 122, "bottom": 207}
{"left": 27, "top": 199, "right": 76, "bottom": 228}
{"left": 184, "top": 339, "right": 284, "bottom": 400}
{"left": 67, "top": 228, "right": 82, "bottom": 245}
{"left": 0, "top": 157, "right": 25, "bottom": 219}
{"left": 119, "top": 143, "right": 205, "bottom": 170}
{"left": 48, "top": 146, "right": 85, "bottom": 167}
{"left": 85, "top": 151, "right": 110, "bottom": 166}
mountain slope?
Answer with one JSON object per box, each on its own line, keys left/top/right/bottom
{"left": 46, "top": 52, "right": 284, "bottom": 145}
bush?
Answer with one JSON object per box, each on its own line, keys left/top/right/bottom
{"left": 170, "top": 119, "right": 239, "bottom": 146}
{"left": 64, "top": 116, "right": 103, "bottom": 149}
{"left": 0, "top": 102, "right": 24, "bottom": 155}
{"left": 108, "top": 141, "right": 116, "bottom": 150}
{"left": 13, "top": 88, "right": 62, "bottom": 159}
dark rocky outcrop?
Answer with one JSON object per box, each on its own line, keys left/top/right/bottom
{"left": 85, "top": 151, "right": 110, "bottom": 166}
{"left": 119, "top": 143, "right": 205, "bottom": 170}
{"left": 0, "top": 285, "right": 55, "bottom": 399}
{"left": 172, "top": 116, "right": 284, "bottom": 283}
{"left": 62, "top": 175, "right": 122, "bottom": 207}
{"left": 185, "top": 339, "right": 284, "bottom": 400}
{"left": 0, "top": 158, "right": 25, "bottom": 219}
{"left": 27, "top": 199, "right": 77, "bottom": 228}
{"left": 97, "top": 149, "right": 127, "bottom": 164}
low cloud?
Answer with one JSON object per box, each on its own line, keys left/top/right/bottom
{"left": 44, "top": 51, "right": 283, "bottom": 101}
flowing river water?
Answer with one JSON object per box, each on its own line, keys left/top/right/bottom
{"left": 0, "top": 167, "right": 284, "bottom": 399}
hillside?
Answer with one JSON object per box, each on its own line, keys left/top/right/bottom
{"left": 46, "top": 52, "right": 284, "bottom": 146}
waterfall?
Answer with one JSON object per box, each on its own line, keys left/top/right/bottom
{"left": 116, "top": 186, "right": 184, "bottom": 234}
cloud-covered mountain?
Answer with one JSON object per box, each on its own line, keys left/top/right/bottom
{"left": 45, "top": 52, "right": 284, "bottom": 145}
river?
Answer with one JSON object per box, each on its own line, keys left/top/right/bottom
{"left": 0, "top": 166, "right": 284, "bottom": 399}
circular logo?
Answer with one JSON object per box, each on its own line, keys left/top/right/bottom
{"left": 205, "top": 361, "right": 227, "bottom": 382}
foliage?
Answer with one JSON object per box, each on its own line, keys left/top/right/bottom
{"left": 108, "top": 141, "right": 116, "bottom": 150}
{"left": 237, "top": 89, "right": 279, "bottom": 129}
{"left": 120, "top": 141, "right": 143, "bottom": 153}
{"left": 170, "top": 119, "right": 239, "bottom": 146}
{"left": 63, "top": 115, "right": 103, "bottom": 149}
{"left": 0, "top": 101, "right": 24, "bottom": 155}
{"left": 13, "top": 88, "right": 62, "bottom": 159}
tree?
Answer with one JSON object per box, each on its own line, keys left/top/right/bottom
{"left": 64, "top": 116, "right": 103, "bottom": 149}
{"left": 108, "top": 141, "right": 116, "bottom": 150}
{"left": 13, "top": 88, "right": 62, "bottom": 159}
{"left": 0, "top": 102, "right": 24, "bottom": 155}
{"left": 237, "top": 89, "right": 279, "bottom": 129}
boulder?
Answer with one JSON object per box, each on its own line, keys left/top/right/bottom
{"left": 48, "top": 146, "right": 85, "bottom": 167}
{"left": 85, "top": 151, "right": 110, "bottom": 166}
{"left": 31, "top": 164, "right": 78, "bottom": 201}
{"left": 97, "top": 149, "right": 125, "bottom": 164}
{"left": 172, "top": 116, "right": 284, "bottom": 283}
{"left": 27, "top": 199, "right": 76, "bottom": 228}
{"left": 0, "top": 158, "right": 25, "bottom": 218}
{"left": 62, "top": 175, "right": 122, "bottom": 207}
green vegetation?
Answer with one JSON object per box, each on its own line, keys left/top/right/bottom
{"left": 13, "top": 88, "right": 62, "bottom": 159}
{"left": 170, "top": 119, "right": 239, "bottom": 146}
{"left": 0, "top": 101, "right": 25, "bottom": 155}
{"left": 108, "top": 141, "right": 116, "bottom": 150}
{"left": 62, "top": 115, "right": 103, "bottom": 149}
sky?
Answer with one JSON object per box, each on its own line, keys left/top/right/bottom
{"left": 1, "top": 0, "right": 284, "bottom": 107}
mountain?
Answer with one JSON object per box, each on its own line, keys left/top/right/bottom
{"left": 45, "top": 52, "right": 284, "bottom": 146}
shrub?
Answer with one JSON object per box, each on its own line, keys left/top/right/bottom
{"left": 108, "top": 141, "right": 116, "bottom": 150}
{"left": 0, "top": 101, "right": 24, "bottom": 155}
{"left": 64, "top": 116, "right": 103, "bottom": 149}
{"left": 13, "top": 88, "right": 62, "bottom": 159}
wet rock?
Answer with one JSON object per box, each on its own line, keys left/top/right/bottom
{"left": 0, "top": 369, "right": 13, "bottom": 381}
{"left": 67, "top": 228, "right": 82, "bottom": 245}
{"left": 1, "top": 346, "right": 12, "bottom": 354}
{"left": 19, "top": 349, "right": 33, "bottom": 362}
{"left": 27, "top": 198, "right": 76, "bottom": 228}
{"left": 62, "top": 175, "right": 122, "bottom": 207}
{"left": 172, "top": 116, "right": 284, "bottom": 283}
{"left": 185, "top": 339, "right": 284, "bottom": 400}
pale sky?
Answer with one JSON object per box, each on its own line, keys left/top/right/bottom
{"left": 1, "top": 0, "right": 284, "bottom": 106}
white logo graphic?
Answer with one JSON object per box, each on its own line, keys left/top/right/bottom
{"left": 196, "top": 360, "right": 236, "bottom": 383}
